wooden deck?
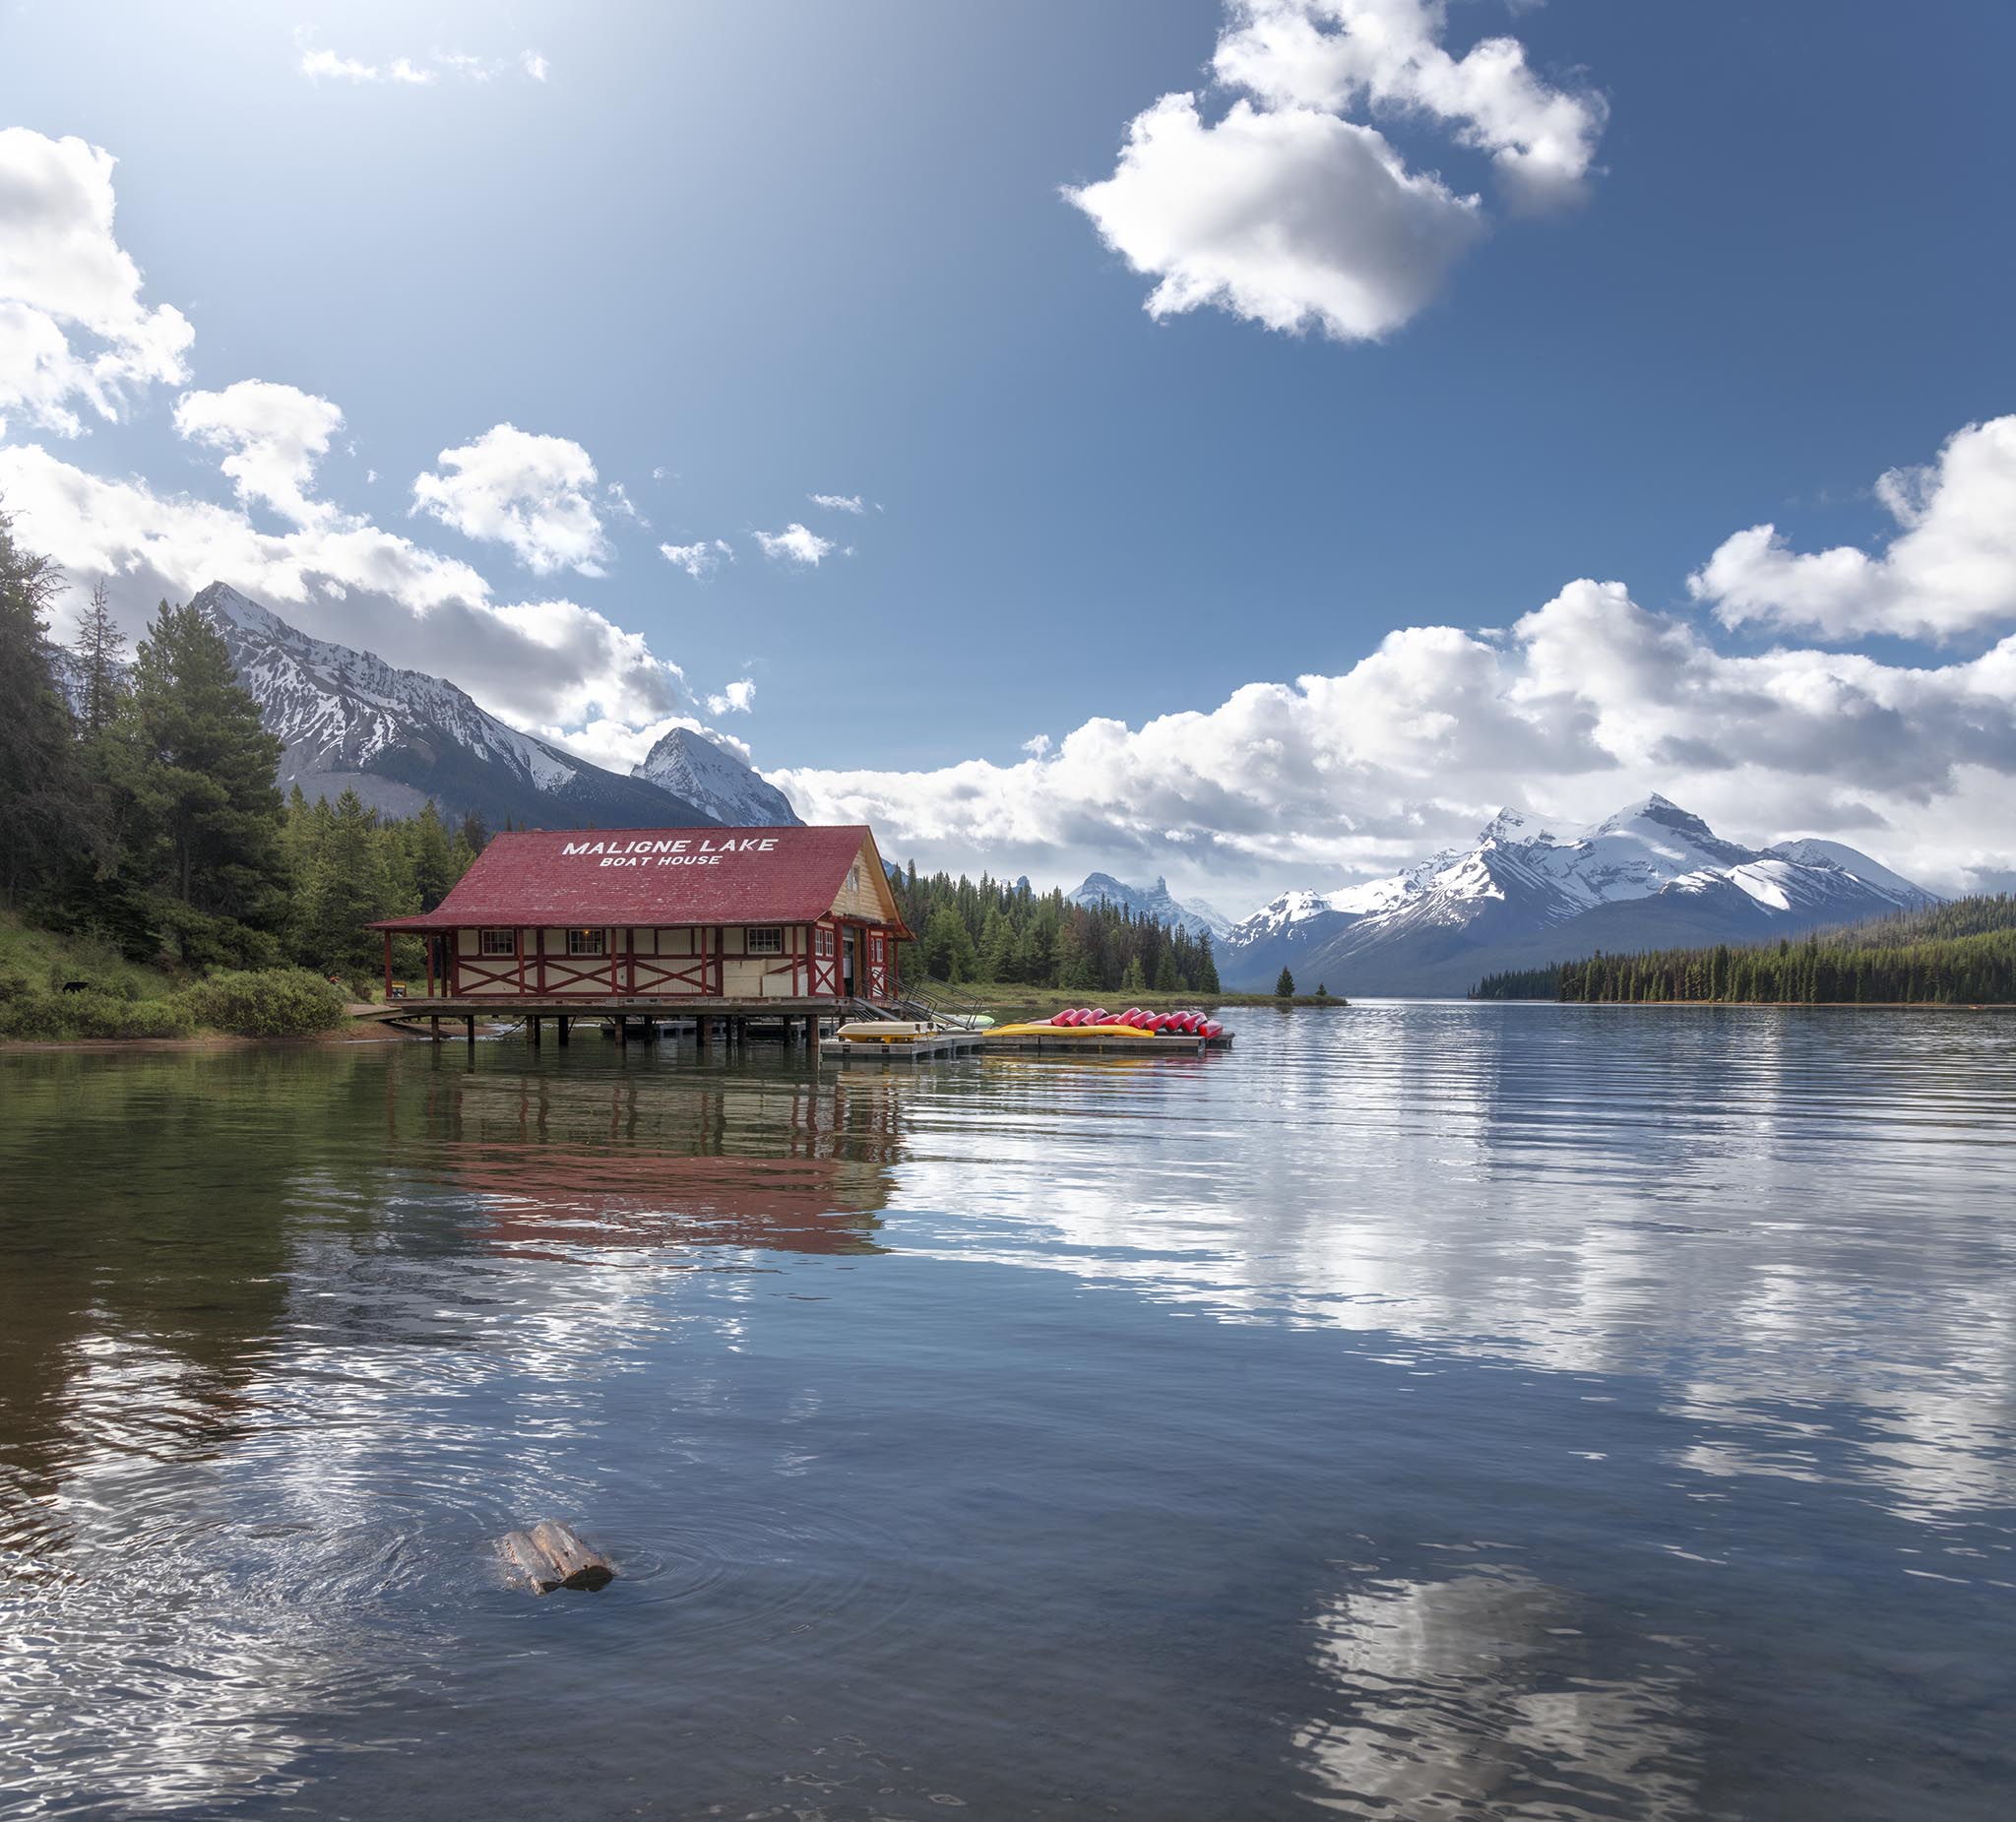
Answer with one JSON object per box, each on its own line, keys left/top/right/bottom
{"left": 354, "top": 995, "right": 853, "bottom": 1022}
{"left": 819, "top": 1030, "right": 987, "bottom": 1065}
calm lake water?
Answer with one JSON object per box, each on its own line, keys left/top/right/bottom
{"left": 3, "top": 1004, "right": 2013, "bottom": 1821}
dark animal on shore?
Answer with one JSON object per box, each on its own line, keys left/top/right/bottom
{"left": 61, "top": 980, "right": 90, "bottom": 993}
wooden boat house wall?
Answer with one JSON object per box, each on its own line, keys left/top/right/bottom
{"left": 370, "top": 825, "right": 910, "bottom": 1007}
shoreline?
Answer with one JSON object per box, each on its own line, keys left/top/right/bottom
{"left": 1474, "top": 998, "right": 2013, "bottom": 1011}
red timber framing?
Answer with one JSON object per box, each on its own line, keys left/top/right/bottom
{"left": 366, "top": 825, "right": 912, "bottom": 1010}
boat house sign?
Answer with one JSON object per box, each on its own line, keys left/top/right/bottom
{"left": 563, "top": 836, "right": 782, "bottom": 869}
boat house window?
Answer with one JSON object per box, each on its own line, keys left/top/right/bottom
{"left": 815, "top": 927, "right": 835, "bottom": 958}
{"left": 566, "top": 928, "right": 606, "bottom": 957}
{"left": 748, "top": 927, "right": 785, "bottom": 955}
{"left": 479, "top": 928, "right": 516, "bottom": 957}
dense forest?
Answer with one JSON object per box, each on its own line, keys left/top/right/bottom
{"left": 888, "top": 864, "right": 1221, "bottom": 994}
{"left": 0, "top": 507, "right": 478, "bottom": 1032}
{"left": 1471, "top": 896, "right": 2016, "bottom": 1004}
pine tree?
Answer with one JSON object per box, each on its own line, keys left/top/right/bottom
{"left": 409, "top": 800, "right": 456, "bottom": 910}
{"left": 978, "top": 905, "right": 1016, "bottom": 982}
{"left": 1154, "top": 948, "right": 1178, "bottom": 991}
{"left": 1197, "top": 931, "right": 1221, "bottom": 995}
{"left": 1275, "top": 967, "right": 1294, "bottom": 997}
{"left": 72, "top": 579, "right": 128, "bottom": 737}
{"left": 121, "top": 597, "right": 288, "bottom": 957}
{"left": 300, "top": 788, "right": 388, "bottom": 980}
{"left": 0, "top": 507, "right": 89, "bottom": 907}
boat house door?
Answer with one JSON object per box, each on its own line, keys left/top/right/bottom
{"left": 842, "top": 927, "right": 857, "bottom": 996}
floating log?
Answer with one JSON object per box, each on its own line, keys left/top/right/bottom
{"left": 498, "top": 1520, "right": 615, "bottom": 1594}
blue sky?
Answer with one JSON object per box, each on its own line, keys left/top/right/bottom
{"left": 2, "top": 1, "right": 2013, "bottom": 905}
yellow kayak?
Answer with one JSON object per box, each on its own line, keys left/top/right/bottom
{"left": 985, "top": 1022, "right": 1157, "bottom": 1039}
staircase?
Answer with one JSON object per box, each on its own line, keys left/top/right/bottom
{"left": 848, "top": 977, "right": 991, "bottom": 1032}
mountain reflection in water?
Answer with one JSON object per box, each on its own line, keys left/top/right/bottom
{"left": 0, "top": 1006, "right": 2012, "bottom": 1820}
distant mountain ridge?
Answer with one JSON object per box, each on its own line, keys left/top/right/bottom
{"left": 1219, "top": 794, "right": 1940, "bottom": 995}
{"left": 193, "top": 584, "right": 719, "bottom": 830}
{"left": 1066, "top": 871, "right": 1233, "bottom": 939}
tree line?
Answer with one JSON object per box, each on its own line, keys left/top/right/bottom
{"left": 0, "top": 506, "right": 476, "bottom": 988}
{"left": 1470, "top": 896, "right": 2016, "bottom": 1005}
{"left": 890, "top": 863, "right": 1222, "bottom": 994}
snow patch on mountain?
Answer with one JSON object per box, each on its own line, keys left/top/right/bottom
{"left": 632, "top": 724, "right": 802, "bottom": 828}
{"left": 190, "top": 582, "right": 712, "bottom": 829}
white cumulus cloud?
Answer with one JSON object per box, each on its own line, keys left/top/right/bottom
{"left": 706, "top": 679, "right": 756, "bottom": 716}
{"left": 0, "top": 128, "right": 194, "bottom": 436}
{"left": 1214, "top": 0, "right": 1608, "bottom": 209}
{"left": 522, "top": 49, "right": 550, "bottom": 82}
{"left": 173, "top": 380, "right": 346, "bottom": 526}
{"left": 1066, "top": 0, "right": 1606, "bottom": 342}
{"left": 298, "top": 47, "right": 380, "bottom": 82}
{"left": 754, "top": 523, "right": 838, "bottom": 566}
{"left": 0, "top": 441, "right": 687, "bottom": 739}
{"left": 1689, "top": 415, "right": 2016, "bottom": 644}
{"left": 1067, "top": 94, "right": 1481, "bottom": 342}
{"left": 773, "top": 579, "right": 2016, "bottom": 903}
{"left": 809, "top": 492, "right": 865, "bottom": 513}
{"left": 411, "top": 423, "right": 613, "bottom": 576}
{"left": 661, "top": 537, "right": 732, "bottom": 579}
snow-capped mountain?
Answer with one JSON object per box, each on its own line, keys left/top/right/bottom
{"left": 194, "top": 583, "right": 716, "bottom": 831}
{"left": 632, "top": 724, "right": 802, "bottom": 827}
{"left": 1067, "top": 871, "right": 1233, "bottom": 939}
{"left": 1221, "top": 794, "right": 1939, "bottom": 995}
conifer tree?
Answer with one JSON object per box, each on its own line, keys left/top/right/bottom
{"left": 0, "top": 508, "right": 87, "bottom": 907}
{"left": 121, "top": 598, "right": 288, "bottom": 956}
{"left": 73, "top": 579, "right": 127, "bottom": 737}
{"left": 1275, "top": 967, "right": 1294, "bottom": 997}
{"left": 409, "top": 800, "right": 456, "bottom": 910}
{"left": 300, "top": 788, "right": 388, "bottom": 981}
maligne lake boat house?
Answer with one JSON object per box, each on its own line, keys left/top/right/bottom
{"left": 370, "top": 825, "right": 911, "bottom": 1019}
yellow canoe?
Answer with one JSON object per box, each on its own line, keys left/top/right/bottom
{"left": 985, "top": 1022, "right": 1158, "bottom": 1039}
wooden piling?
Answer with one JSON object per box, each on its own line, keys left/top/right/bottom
{"left": 465, "top": 1016, "right": 475, "bottom": 1045}
{"left": 558, "top": 1015, "right": 570, "bottom": 1045}
{"left": 430, "top": 1016, "right": 441, "bottom": 1043}
{"left": 529, "top": 1015, "right": 540, "bottom": 1046}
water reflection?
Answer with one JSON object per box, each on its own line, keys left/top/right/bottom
{"left": 1295, "top": 1568, "right": 1699, "bottom": 1819}
{"left": 0, "top": 1009, "right": 2012, "bottom": 1819}
{"left": 899, "top": 1005, "right": 2016, "bottom": 1528}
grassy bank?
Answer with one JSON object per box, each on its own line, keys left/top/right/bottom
{"left": 917, "top": 980, "right": 1347, "bottom": 1015}
{"left": 0, "top": 912, "right": 350, "bottom": 1040}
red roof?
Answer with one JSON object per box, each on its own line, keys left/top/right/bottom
{"left": 371, "top": 825, "right": 905, "bottom": 932}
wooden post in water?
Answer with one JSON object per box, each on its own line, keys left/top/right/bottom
{"left": 529, "top": 1015, "right": 540, "bottom": 1047}
{"left": 430, "top": 1016, "right": 441, "bottom": 1043}
{"left": 465, "top": 1016, "right": 475, "bottom": 1046}
{"left": 558, "top": 1015, "right": 571, "bottom": 1045}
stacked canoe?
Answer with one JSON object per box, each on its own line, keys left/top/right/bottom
{"left": 985, "top": 1007, "right": 1231, "bottom": 1045}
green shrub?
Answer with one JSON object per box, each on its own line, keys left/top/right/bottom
{"left": 0, "top": 983, "right": 196, "bottom": 1039}
{"left": 173, "top": 969, "right": 348, "bottom": 1037}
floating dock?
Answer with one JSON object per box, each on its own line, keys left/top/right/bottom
{"left": 821, "top": 1028, "right": 1232, "bottom": 1064}
{"left": 820, "top": 1029, "right": 988, "bottom": 1064}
